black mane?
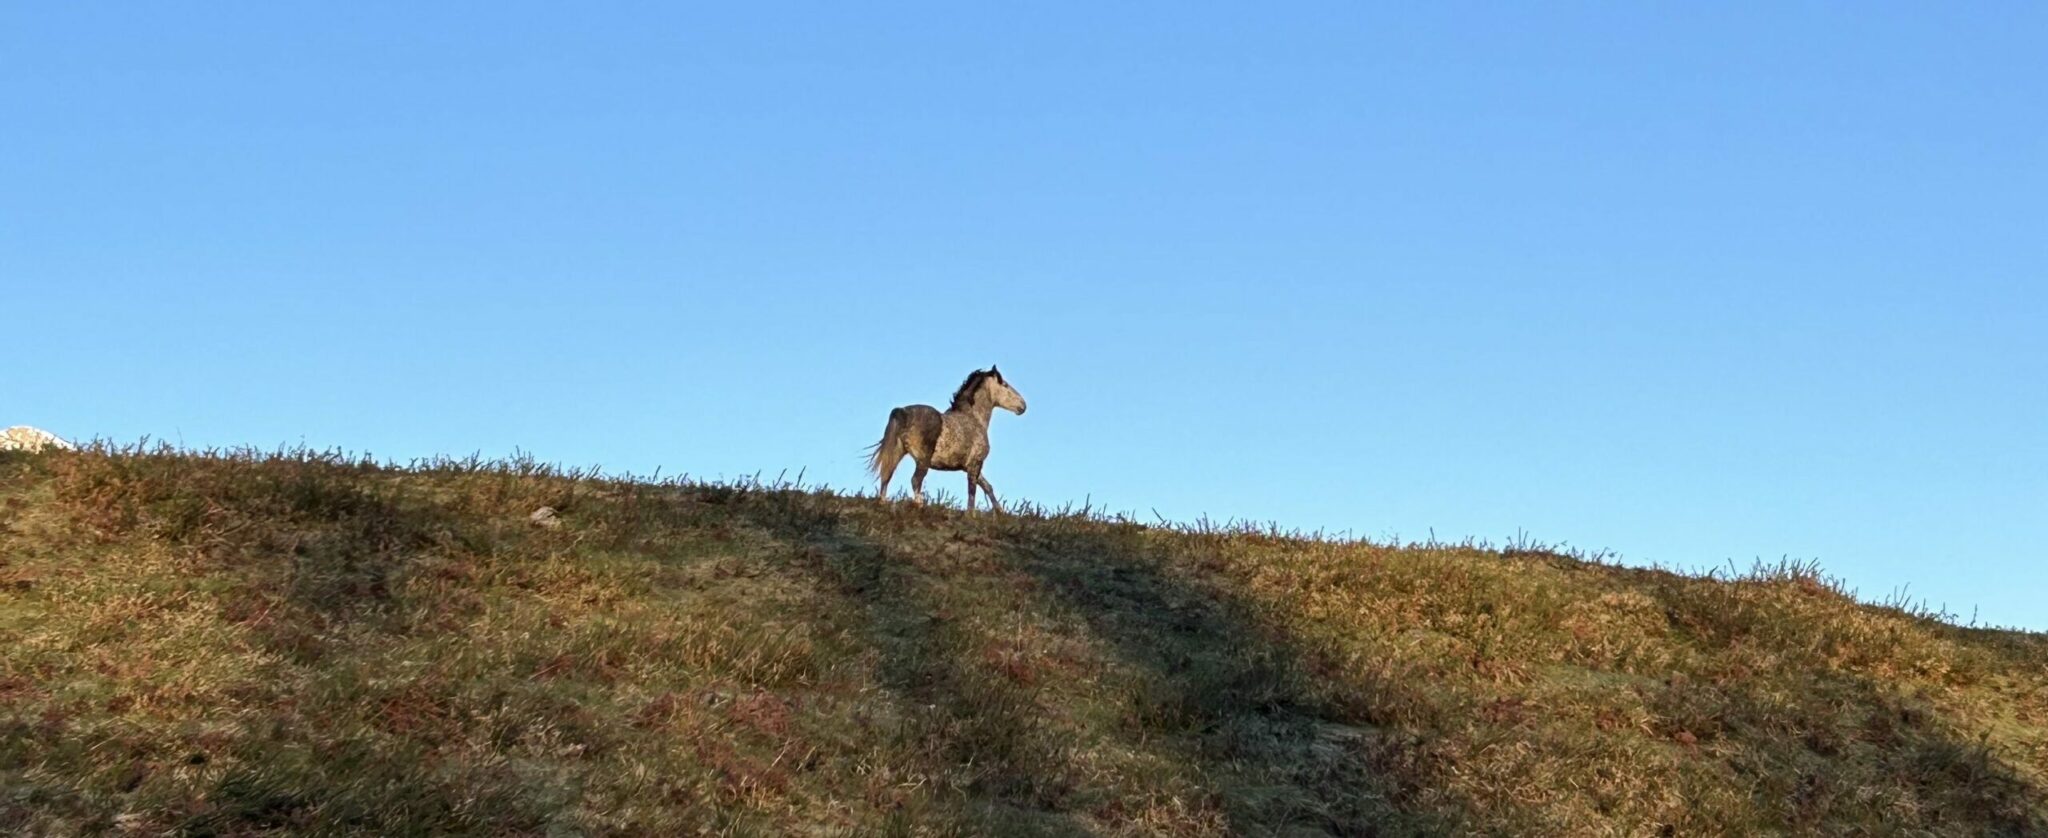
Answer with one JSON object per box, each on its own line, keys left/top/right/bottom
{"left": 948, "top": 368, "right": 999, "bottom": 411}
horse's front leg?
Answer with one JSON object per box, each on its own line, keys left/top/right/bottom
{"left": 976, "top": 474, "right": 1002, "bottom": 515}
{"left": 965, "top": 472, "right": 978, "bottom": 513}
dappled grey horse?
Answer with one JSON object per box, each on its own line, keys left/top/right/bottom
{"left": 866, "top": 366, "right": 1028, "bottom": 513}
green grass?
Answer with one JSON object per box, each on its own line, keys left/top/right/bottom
{"left": 2, "top": 446, "right": 2043, "bottom": 835}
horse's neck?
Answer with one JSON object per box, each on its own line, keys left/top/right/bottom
{"left": 948, "top": 398, "right": 995, "bottom": 426}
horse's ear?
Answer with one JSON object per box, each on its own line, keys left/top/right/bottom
{"left": 991, "top": 364, "right": 1002, "bottom": 378}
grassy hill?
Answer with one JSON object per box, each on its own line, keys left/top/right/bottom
{"left": 2, "top": 448, "right": 2044, "bottom": 835}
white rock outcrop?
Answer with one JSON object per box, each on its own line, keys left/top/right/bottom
{"left": 0, "top": 426, "right": 75, "bottom": 452}
{"left": 529, "top": 506, "right": 562, "bottom": 529}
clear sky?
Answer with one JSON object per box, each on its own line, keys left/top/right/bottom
{"left": 5, "top": 4, "right": 2044, "bottom": 630}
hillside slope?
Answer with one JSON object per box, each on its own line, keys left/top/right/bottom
{"left": 2, "top": 448, "right": 2044, "bottom": 835}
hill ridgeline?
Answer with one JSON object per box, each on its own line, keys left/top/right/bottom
{"left": 2, "top": 447, "right": 2043, "bottom": 835}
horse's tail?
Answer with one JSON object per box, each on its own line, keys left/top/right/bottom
{"left": 865, "top": 407, "right": 907, "bottom": 478}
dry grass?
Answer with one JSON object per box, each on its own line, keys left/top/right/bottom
{"left": 2, "top": 445, "right": 2043, "bottom": 835}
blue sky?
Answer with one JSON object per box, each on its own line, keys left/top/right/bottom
{"left": 5, "top": 4, "right": 2044, "bottom": 629}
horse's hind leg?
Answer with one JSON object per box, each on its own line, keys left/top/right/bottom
{"left": 910, "top": 463, "right": 929, "bottom": 505}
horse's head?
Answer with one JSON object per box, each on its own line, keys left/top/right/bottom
{"left": 986, "top": 365, "right": 1027, "bottom": 415}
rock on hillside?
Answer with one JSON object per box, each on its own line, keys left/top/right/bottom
{"left": 0, "top": 426, "right": 73, "bottom": 452}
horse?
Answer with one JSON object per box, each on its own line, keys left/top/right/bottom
{"left": 866, "top": 366, "right": 1028, "bottom": 513}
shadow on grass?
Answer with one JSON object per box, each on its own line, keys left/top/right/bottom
{"left": 720, "top": 488, "right": 1474, "bottom": 835}
{"left": 1643, "top": 579, "right": 2047, "bottom": 834}
{"left": 721, "top": 488, "right": 2048, "bottom": 836}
